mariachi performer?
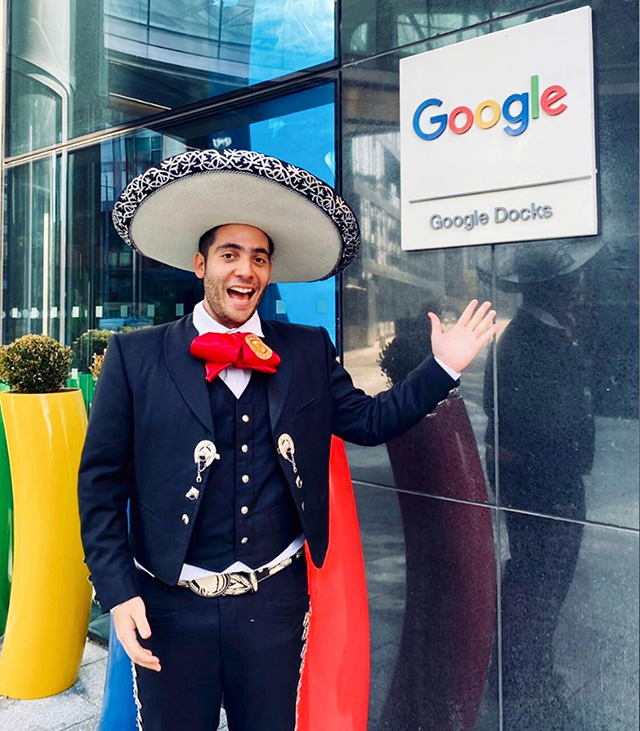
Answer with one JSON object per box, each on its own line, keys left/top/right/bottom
{"left": 78, "top": 148, "right": 497, "bottom": 731}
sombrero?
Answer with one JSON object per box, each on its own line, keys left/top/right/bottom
{"left": 112, "top": 149, "right": 360, "bottom": 282}
{"left": 477, "top": 239, "right": 604, "bottom": 292}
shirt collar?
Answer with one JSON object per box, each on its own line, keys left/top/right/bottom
{"left": 192, "top": 300, "right": 264, "bottom": 337}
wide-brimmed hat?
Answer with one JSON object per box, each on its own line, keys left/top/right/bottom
{"left": 112, "top": 149, "right": 360, "bottom": 282}
{"left": 478, "top": 239, "right": 604, "bottom": 292}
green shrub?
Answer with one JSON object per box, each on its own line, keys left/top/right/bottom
{"left": 0, "top": 335, "right": 72, "bottom": 393}
{"left": 72, "top": 329, "right": 114, "bottom": 371}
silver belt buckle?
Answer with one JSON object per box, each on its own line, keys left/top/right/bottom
{"left": 188, "top": 571, "right": 258, "bottom": 598}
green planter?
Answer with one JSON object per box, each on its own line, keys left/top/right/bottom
{"left": 78, "top": 372, "right": 96, "bottom": 410}
{"left": 66, "top": 373, "right": 96, "bottom": 412}
{"left": 0, "top": 383, "right": 13, "bottom": 634}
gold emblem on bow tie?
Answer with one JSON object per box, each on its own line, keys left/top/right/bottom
{"left": 245, "top": 333, "right": 273, "bottom": 360}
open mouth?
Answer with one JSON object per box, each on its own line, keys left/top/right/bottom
{"left": 227, "top": 286, "right": 255, "bottom": 305}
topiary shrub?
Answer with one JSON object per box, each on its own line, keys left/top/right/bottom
{"left": 72, "top": 329, "right": 115, "bottom": 372}
{"left": 0, "top": 335, "right": 73, "bottom": 393}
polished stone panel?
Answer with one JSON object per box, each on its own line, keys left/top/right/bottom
{"left": 341, "top": 0, "right": 639, "bottom": 528}
{"left": 343, "top": 40, "right": 493, "bottom": 502}
{"left": 498, "top": 512, "right": 639, "bottom": 730}
{"left": 354, "top": 482, "right": 498, "bottom": 730}
{"left": 342, "top": 22, "right": 497, "bottom": 501}
{"left": 487, "top": 237, "right": 639, "bottom": 529}
{"left": 340, "top": 0, "right": 603, "bottom": 61}
{"left": 342, "top": 0, "right": 491, "bottom": 60}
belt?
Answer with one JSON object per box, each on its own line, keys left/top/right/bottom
{"left": 176, "top": 548, "right": 305, "bottom": 598}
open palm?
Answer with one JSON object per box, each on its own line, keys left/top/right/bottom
{"left": 428, "top": 300, "right": 498, "bottom": 373}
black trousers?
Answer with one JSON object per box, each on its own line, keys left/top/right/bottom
{"left": 133, "top": 556, "right": 309, "bottom": 731}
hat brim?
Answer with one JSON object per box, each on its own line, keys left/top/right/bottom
{"left": 477, "top": 239, "right": 604, "bottom": 292}
{"left": 112, "top": 150, "right": 360, "bottom": 283}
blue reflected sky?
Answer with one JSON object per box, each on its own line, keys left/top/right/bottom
{"left": 250, "top": 84, "right": 337, "bottom": 342}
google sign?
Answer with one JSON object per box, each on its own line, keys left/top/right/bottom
{"left": 412, "top": 75, "right": 568, "bottom": 140}
{"left": 400, "top": 8, "right": 596, "bottom": 250}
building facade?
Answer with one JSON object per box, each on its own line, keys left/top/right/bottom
{"left": 1, "top": 1, "right": 638, "bottom": 729}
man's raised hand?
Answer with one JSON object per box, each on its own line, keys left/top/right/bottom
{"left": 428, "top": 299, "right": 498, "bottom": 373}
{"left": 112, "top": 595, "right": 162, "bottom": 672}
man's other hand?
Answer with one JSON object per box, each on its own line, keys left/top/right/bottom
{"left": 428, "top": 299, "right": 498, "bottom": 373}
{"left": 112, "top": 596, "right": 162, "bottom": 672}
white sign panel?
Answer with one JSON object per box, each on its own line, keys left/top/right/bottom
{"left": 400, "top": 8, "right": 597, "bottom": 250}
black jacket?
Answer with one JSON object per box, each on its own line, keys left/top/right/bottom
{"left": 78, "top": 314, "right": 457, "bottom": 611}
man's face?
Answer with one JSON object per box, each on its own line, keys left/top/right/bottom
{"left": 193, "top": 224, "right": 272, "bottom": 329}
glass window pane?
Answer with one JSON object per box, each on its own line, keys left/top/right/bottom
{"left": 3, "top": 82, "right": 337, "bottom": 368}
{"left": 499, "top": 514, "right": 639, "bottom": 730}
{"left": 5, "top": 0, "right": 336, "bottom": 157}
{"left": 3, "top": 157, "right": 61, "bottom": 343}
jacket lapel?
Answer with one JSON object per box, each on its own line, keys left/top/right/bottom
{"left": 165, "top": 314, "right": 215, "bottom": 435}
{"left": 261, "top": 320, "right": 293, "bottom": 432}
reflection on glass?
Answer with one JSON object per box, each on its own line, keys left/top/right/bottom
{"left": 495, "top": 513, "right": 639, "bottom": 731}
{"left": 483, "top": 239, "right": 602, "bottom": 728}
{"left": 342, "top": 107, "right": 493, "bottom": 490}
{"left": 379, "top": 310, "right": 490, "bottom": 502}
{"left": 355, "top": 483, "right": 497, "bottom": 731}
{"left": 2, "top": 157, "right": 61, "bottom": 343}
{"left": 484, "top": 240, "right": 601, "bottom": 517}
{"left": 371, "top": 308, "right": 496, "bottom": 728}
{"left": 341, "top": 69, "right": 497, "bottom": 725}
{"left": 4, "top": 83, "right": 337, "bottom": 361}
{"left": 6, "top": 0, "right": 336, "bottom": 156}
{"left": 342, "top": 0, "right": 491, "bottom": 59}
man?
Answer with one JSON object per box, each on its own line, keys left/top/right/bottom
{"left": 79, "top": 149, "right": 497, "bottom": 731}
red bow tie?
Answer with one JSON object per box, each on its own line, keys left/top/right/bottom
{"left": 190, "top": 332, "right": 281, "bottom": 382}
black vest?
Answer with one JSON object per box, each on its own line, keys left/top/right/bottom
{"left": 184, "top": 372, "right": 302, "bottom": 571}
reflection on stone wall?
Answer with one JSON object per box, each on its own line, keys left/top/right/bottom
{"left": 342, "top": 1, "right": 638, "bottom": 729}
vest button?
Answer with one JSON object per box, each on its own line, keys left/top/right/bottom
{"left": 242, "top": 474, "right": 250, "bottom": 484}
{"left": 242, "top": 414, "right": 250, "bottom": 423}
{"left": 241, "top": 536, "right": 249, "bottom": 544}
{"left": 181, "top": 514, "right": 189, "bottom": 525}
{"left": 301, "top": 502, "right": 305, "bottom": 511}
{"left": 241, "top": 506, "right": 249, "bottom": 515}
{"left": 241, "top": 444, "right": 249, "bottom": 453}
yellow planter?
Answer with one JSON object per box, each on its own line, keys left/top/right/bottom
{"left": 0, "top": 389, "right": 91, "bottom": 698}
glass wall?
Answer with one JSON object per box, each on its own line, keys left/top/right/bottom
{"left": 5, "top": 0, "right": 336, "bottom": 157}
{"left": 3, "top": 154, "right": 62, "bottom": 342}
{"left": 3, "top": 80, "right": 337, "bottom": 379}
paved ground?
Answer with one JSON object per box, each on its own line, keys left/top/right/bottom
{"left": 0, "top": 640, "right": 228, "bottom": 731}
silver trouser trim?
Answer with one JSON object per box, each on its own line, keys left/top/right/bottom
{"left": 131, "top": 660, "right": 144, "bottom": 730}
{"left": 294, "top": 604, "right": 312, "bottom": 731}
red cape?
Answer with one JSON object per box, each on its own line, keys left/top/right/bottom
{"left": 297, "top": 437, "right": 370, "bottom": 731}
